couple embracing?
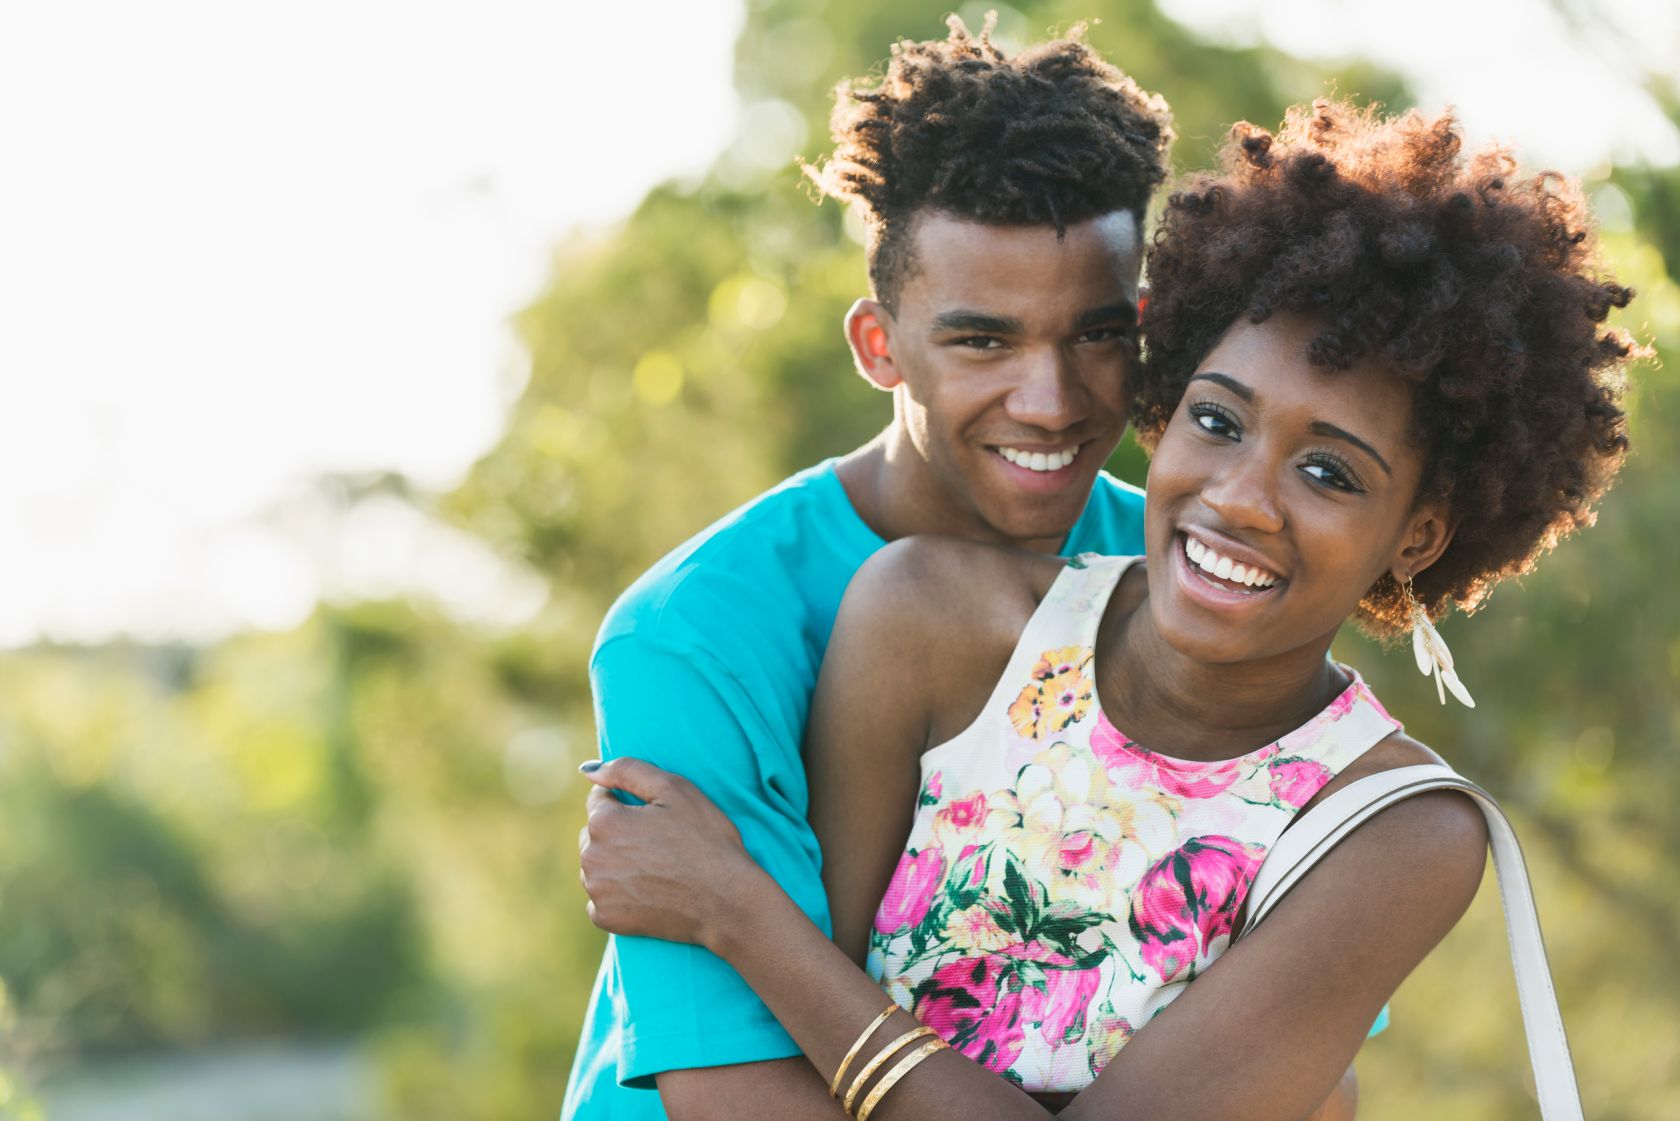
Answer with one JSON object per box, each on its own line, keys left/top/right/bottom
{"left": 563, "top": 16, "right": 1635, "bottom": 1121}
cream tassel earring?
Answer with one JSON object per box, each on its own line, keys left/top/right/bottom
{"left": 1403, "top": 577, "right": 1474, "bottom": 708}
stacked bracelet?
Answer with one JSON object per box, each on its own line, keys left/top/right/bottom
{"left": 841, "top": 1026, "right": 935, "bottom": 1114}
{"left": 829, "top": 1004, "right": 899, "bottom": 1099}
{"left": 827, "top": 1003, "right": 950, "bottom": 1120}
{"left": 855, "top": 1037, "right": 949, "bottom": 1121}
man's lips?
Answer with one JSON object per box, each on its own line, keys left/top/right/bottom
{"left": 988, "top": 441, "right": 1088, "bottom": 490}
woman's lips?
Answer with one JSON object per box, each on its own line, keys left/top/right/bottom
{"left": 1173, "top": 531, "right": 1285, "bottom": 605}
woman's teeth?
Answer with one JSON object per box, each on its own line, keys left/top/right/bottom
{"left": 998, "top": 446, "right": 1077, "bottom": 472}
{"left": 1183, "top": 536, "right": 1279, "bottom": 588}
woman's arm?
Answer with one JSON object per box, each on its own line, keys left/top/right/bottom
{"left": 579, "top": 545, "right": 1464, "bottom": 1120}
{"left": 582, "top": 753, "right": 1459, "bottom": 1121}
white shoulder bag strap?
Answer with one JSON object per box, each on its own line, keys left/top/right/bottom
{"left": 1237, "top": 763, "right": 1583, "bottom": 1121}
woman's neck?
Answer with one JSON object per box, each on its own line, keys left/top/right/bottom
{"left": 1098, "top": 573, "right": 1348, "bottom": 762}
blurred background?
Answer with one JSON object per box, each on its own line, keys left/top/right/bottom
{"left": 0, "top": 0, "right": 1675, "bottom": 1118}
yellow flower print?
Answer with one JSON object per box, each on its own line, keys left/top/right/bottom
{"left": 1008, "top": 646, "right": 1095, "bottom": 740}
{"left": 1000, "top": 742, "right": 1177, "bottom": 915}
{"left": 942, "top": 902, "right": 1016, "bottom": 954}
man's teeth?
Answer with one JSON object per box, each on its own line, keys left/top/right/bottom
{"left": 999, "top": 446, "right": 1077, "bottom": 472}
{"left": 1183, "top": 536, "right": 1279, "bottom": 588}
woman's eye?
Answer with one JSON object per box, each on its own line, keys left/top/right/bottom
{"left": 1189, "top": 404, "right": 1238, "bottom": 438}
{"left": 1302, "top": 457, "right": 1363, "bottom": 493}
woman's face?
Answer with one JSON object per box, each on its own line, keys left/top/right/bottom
{"left": 1143, "top": 311, "right": 1448, "bottom": 665}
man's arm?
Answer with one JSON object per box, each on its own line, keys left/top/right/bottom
{"left": 589, "top": 636, "right": 839, "bottom": 1110}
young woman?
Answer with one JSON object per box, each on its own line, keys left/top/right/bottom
{"left": 576, "top": 100, "right": 1638, "bottom": 1121}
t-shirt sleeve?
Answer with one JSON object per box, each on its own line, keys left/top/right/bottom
{"left": 590, "top": 634, "right": 831, "bottom": 1089}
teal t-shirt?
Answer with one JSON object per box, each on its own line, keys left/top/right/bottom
{"left": 561, "top": 459, "right": 1146, "bottom": 1120}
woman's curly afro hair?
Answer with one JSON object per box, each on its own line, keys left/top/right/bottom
{"left": 1134, "top": 99, "right": 1640, "bottom": 638}
{"left": 807, "top": 14, "right": 1172, "bottom": 311}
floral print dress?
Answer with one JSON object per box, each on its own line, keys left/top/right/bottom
{"left": 865, "top": 554, "right": 1401, "bottom": 1092}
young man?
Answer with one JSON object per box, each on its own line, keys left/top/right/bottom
{"left": 564, "top": 19, "right": 1358, "bottom": 1120}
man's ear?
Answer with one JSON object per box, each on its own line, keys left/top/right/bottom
{"left": 844, "top": 298, "right": 901, "bottom": 391}
{"left": 1391, "top": 501, "right": 1456, "bottom": 585}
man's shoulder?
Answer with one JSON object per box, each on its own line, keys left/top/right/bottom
{"left": 1069, "top": 468, "right": 1147, "bottom": 555}
{"left": 1087, "top": 468, "right": 1145, "bottom": 517}
{"left": 594, "top": 459, "right": 878, "bottom": 663}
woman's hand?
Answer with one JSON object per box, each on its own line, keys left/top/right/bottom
{"left": 577, "top": 757, "right": 767, "bottom": 950}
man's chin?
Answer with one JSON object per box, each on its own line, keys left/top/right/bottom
{"left": 982, "top": 506, "right": 1086, "bottom": 550}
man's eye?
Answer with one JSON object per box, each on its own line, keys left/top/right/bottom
{"left": 1077, "top": 327, "right": 1128, "bottom": 344}
{"left": 953, "top": 336, "right": 1002, "bottom": 350}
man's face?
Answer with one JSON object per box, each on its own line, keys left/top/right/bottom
{"left": 880, "top": 210, "right": 1143, "bottom": 550}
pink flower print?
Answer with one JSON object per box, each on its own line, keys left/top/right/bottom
{"left": 1325, "top": 687, "right": 1358, "bottom": 720}
{"left": 1091, "top": 713, "right": 1244, "bottom": 800}
{"left": 1128, "top": 835, "right": 1267, "bottom": 983}
{"left": 1058, "top": 831, "right": 1099, "bottom": 873}
{"left": 916, "top": 956, "right": 1028, "bottom": 1074}
{"left": 933, "top": 791, "right": 996, "bottom": 853}
{"left": 920, "top": 770, "right": 944, "bottom": 807}
{"left": 874, "top": 848, "right": 946, "bottom": 935}
{"left": 1267, "top": 757, "right": 1331, "bottom": 808}
{"left": 957, "top": 844, "right": 986, "bottom": 891}
{"left": 1274, "top": 679, "right": 1370, "bottom": 757}
{"left": 1017, "top": 943, "right": 1101, "bottom": 1046}
{"left": 942, "top": 792, "right": 987, "bottom": 831}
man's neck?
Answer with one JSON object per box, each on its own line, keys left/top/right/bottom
{"left": 834, "top": 427, "right": 1072, "bottom": 553}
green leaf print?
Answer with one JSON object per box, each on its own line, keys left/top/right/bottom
{"left": 1002, "top": 854, "right": 1041, "bottom": 940}
{"left": 946, "top": 845, "right": 989, "bottom": 911}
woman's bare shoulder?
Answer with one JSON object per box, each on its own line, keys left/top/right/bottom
{"left": 842, "top": 535, "right": 1063, "bottom": 641}
{"left": 830, "top": 537, "right": 1069, "bottom": 746}
{"left": 1301, "top": 726, "right": 1489, "bottom": 906}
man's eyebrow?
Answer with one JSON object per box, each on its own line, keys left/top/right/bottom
{"left": 928, "top": 310, "right": 1025, "bottom": 335}
{"left": 1075, "top": 302, "right": 1139, "bottom": 331}
{"left": 1309, "top": 420, "right": 1393, "bottom": 476}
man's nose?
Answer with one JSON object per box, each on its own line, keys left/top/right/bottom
{"left": 1005, "top": 348, "right": 1089, "bottom": 433}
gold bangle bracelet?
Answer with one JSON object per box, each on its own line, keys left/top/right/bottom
{"left": 828, "top": 1004, "right": 899, "bottom": 1098}
{"left": 842, "top": 1026, "right": 936, "bottom": 1114}
{"left": 856, "top": 1037, "right": 948, "bottom": 1121}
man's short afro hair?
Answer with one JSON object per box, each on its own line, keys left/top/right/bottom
{"left": 1135, "top": 99, "right": 1641, "bottom": 639}
{"left": 807, "top": 14, "right": 1173, "bottom": 310}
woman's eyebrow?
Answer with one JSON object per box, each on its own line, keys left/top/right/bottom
{"left": 1309, "top": 420, "right": 1393, "bottom": 476}
{"left": 1188, "top": 371, "right": 1252, "bottom": 400}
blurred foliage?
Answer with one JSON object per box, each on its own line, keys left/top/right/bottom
{"left": 2, "top": 2, "right": 1675, "bottom": 1120}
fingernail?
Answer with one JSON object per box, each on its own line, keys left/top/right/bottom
{"left": 578, "top": 760, "right": 602, "bottom": 774}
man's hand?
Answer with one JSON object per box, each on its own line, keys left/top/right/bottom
{"left": 578, "top": 757, "right": 765, "bottom": 949}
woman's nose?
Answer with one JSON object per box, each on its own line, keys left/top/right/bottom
{"left": 1200, "top": 459, "right": 1285, "bottom": 534}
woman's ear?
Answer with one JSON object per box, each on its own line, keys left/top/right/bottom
{"left": 1391, "top": 501, "right": 1456, "bottom": 584}
{"left": 844, "top": 299, "right": 901, "bottom": 391}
